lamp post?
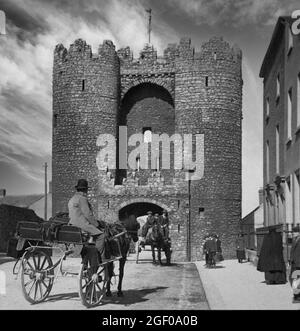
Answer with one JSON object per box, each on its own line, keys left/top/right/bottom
{"left": 185, "top": 169, "right": 195, "bottom": 262}
{"left": 44, "top": 162, "right": 48, "bottom": 221}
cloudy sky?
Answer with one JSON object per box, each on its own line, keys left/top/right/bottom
{"left": 0, "top": 0, "right": 299, "bottom": 216}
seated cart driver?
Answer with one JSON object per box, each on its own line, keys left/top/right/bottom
{"left": 140, "top": 211, "right": 154, "bottom": 247}
{"left": 68, "top": 179, "right": 106, "bottom": 263}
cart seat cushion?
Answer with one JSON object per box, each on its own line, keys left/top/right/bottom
{"left": 17, "top": 221, "right": 44, "bottom": 241}
{"left": 17, "top": 221, "right": 84, "bottom": 244}
{"left": 56, "top": 225, "right": 83, "bottom": 243}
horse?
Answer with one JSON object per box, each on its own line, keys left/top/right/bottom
{"left": 103, "top": 221, "right": 136, "bottom": 297}
{"left": 146, "top": 222, "right": 171, "bottom": 265}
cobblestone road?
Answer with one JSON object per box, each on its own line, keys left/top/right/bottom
{"left": 0, "top": 252, "right": 209, "bottom": 310}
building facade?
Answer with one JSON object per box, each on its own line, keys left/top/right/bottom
{"left": 260, "top": 16, "right": 300, "bottom": 230}
{"left": 240, "top": 189, "right": 264, "bottom": 250}
{"left": 52, "top": 37, "right": 243, "bottom": 261}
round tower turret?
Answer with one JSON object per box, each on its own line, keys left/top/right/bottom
{"left": 175, "top": 37, "right": 243, "bottom": 259}
{"left": 52, "top": 39, "right": 120, "bottom": 214}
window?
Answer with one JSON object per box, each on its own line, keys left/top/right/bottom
{"left": 266, "top": 97, "right": 270, "bottom": 124}
{"left": 266, "top": 98, "right": 270, "bottom": 117}
{"left": 276, "top": 126, "right": 280, "bottom": 173}
{"left": 287, "top": 88, "right": 292, "bottom": 141}
{"left": 136, "top": 156, "right": 140, "bottom": 171}
{"left": 276, "top": 74, "right": 280, "bottom": 100}
{"left": 297, "top": 74, "right": 300, "bottom": 128}
{"left": 294, "top": 171, "right": 300, "bottom": 225}
{"left": 82, "top": 79, "right": 85, "bottom": 91}
{"left": 266, "top": 140, "right": 270, "bottom": 183}
{"left": 143, "top": 127, "right": 152, "bottom": 143}
{"left": 199, "top": 208, "right": 205, "bottom": 218}
{"left": 205, "top": 76, "right": 209, "bottom": 87}
{"left": 286, "top": 175, "right": 293, "bottom": 224}
{"left": 288, "top": 27, "right": 293, "bottom": 55}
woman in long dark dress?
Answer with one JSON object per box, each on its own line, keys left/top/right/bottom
{"left": 236, "top": 234, "right": 246, "bottom": 263}
{"left": 257, "top": 229, "right": 286, "bottom": 284}
{"left": 289, "top": 226, "right": 300, "bottom": 299}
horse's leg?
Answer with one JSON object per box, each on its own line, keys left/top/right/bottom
{"left": 158, "top": 247, "right": 163, "bottom": 265}
{"left": 165, "top": 246, "right": 171, "bottom": 265}
{"left": 152, "top": 245, "right": 156, "bottom": 264}
{"left": 106, "top": 262, "right": 113, "bottom": 297}
{"left": 117, "top": 258, "right": 126, "bottom": 297}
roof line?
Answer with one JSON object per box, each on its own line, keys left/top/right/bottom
{"left": 259, "top": 16, "right": 293, "bottom": 78}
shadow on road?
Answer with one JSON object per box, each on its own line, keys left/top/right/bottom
{"left": 47, "top": 292, "right": 79, "bottom": 302}
{"left": 101, "top": 286, "right": 168, "bottom": 306}
{"left": 135, "top": 261, "right": 179, "bottom": 268}
{"left": 45, "top": 286, "right": 168, "bottom": 307}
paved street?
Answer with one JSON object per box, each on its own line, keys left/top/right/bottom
{"left": 0, "top": 252, "right": 209, "bottom": 310}
{"left": 195, "top": 259, "right": 300, "bottom": 310}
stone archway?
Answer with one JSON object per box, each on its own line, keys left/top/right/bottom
{"left": 118, "top": 198, "right": 171, "bottom": 219}
{"left": 121, "top": 76, "right": 174, "bottom": 100}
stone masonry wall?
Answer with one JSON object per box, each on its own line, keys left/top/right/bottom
{"left": 52, "top": 36, "right": 242, "bottom": 261}
{"left": 52, "top": 39, "right": 120, "bottom": 213}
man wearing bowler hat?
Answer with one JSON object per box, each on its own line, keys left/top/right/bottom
{"left": 68, "top": 179, "right": 105, "bottom": 262}
{"left": 158, "top": 209, "right": 169, "bottom": 239}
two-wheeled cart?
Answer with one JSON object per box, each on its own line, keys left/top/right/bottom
{"left": 14, "top": 221, "right": 124, "bottom": 308}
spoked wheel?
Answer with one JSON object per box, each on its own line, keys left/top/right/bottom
{"left": 79, "top": 263, "right": 108, "bottom": 308}
{"left": 21, "top": 250, "right": 54, "bottom": 304}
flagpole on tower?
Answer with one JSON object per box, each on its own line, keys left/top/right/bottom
{"left": 146, "top": 8, "right": 152, "bottom": 44}
{"left": 0, "top": 10, "right": 6, "bottom": 37}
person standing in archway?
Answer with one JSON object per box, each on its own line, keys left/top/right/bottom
{"left": 124, "top": 213, "right": 140, "bottom": 243}
{"left": 141, "top": 211, "right": 154, "bottom": 246}
{"left": 158, "top": 209, "right": 169, "bottom": 239}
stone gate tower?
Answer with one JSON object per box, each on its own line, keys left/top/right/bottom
{"left": 52, "top": 36, "right": 242, "bottom": 261}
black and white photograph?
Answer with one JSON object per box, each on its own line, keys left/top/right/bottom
{"left": 0, "top": 0, "right": 300, "bottom": 316}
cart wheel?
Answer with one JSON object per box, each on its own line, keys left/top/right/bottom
{"left": 78, "top": 263, "right": 107, "bottom": 308}
{"left": 21, "top": 250, "right": 54, "bottom": 304}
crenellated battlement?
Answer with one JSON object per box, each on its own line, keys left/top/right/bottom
{"left": 117, "top": 36, "right": 241, "bottom": 75}
{"left": 53, "top": 39, "right": 119, "bottom": 65}
{"left": 53, "top": 36, "right": 241, "bottom": 76}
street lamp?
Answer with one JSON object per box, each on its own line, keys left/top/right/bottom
{"left": 185, "top": 169, "right": 195, "bottom": 262}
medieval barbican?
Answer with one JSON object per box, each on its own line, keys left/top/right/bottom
{"left": 52, "top": 37, "right": 243, "bottom": 261}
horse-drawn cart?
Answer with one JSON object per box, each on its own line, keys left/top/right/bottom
{"left": 135, "top": 223, "right": 172, "bottom": 265}
{"left": 14, "top": 221, "right": 126, "bottom": 308}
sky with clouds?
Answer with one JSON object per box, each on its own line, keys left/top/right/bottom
{"left": 0, "top": 0, "right": 299, "bottom": 216}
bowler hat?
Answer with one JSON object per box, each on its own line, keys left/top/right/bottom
{"left": 75, "top": 179, "right": 89, "bottom": 189}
